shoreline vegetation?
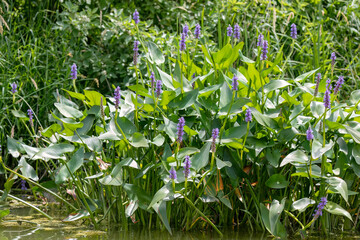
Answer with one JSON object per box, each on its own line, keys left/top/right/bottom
{"left": 1, "top": 1, "right": 360, "bottom": 239}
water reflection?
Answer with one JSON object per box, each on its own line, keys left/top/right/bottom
{"left": 0, "top": 208, "right": 358, "bottom": 240}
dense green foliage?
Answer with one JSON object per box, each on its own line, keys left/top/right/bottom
{"left": 1, "top": 0, "right": 360, "bottom": 238}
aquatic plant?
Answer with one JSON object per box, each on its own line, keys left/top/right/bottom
{"left": 2, "top": 3, "right": 360, "bottom": 239}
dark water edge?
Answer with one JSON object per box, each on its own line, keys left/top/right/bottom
{"left": 0, "top": 207, "right": 359, "bottom": 240}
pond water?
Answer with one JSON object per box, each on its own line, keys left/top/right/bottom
{"left": 0, "top": 206, "right": 358, "bottom": 240}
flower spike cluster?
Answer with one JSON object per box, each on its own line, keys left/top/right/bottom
{"left": 314, "top": 73, "right": 321, "bottom": 97}
{"left": 183, "top": 24, "right": 189, "bottom": 37}
{"left": 234, "top": 24, "right": 240, "bottom": 39}
{"left": 133, "top": 40, "right": 140, "bottom": 65}
{"left": 227, "top": 25, "right": 233, "bottom": 37}
{"left": 324, "top": 79, "right": 331, "bottom": 109}
{"left": 177, "top": 117, "right": 185, "bottom": 143}
{"left": 313, "top": 197, "right": 327, "bottom": 220}
{"left": 306, "top": 127, "right": 313, "bottom": 141}
{"left": 330, "top": 52, "right": 336, "bottom": 67}
{"left": 290, "top": 23, "right": 297, "bottom": 39}
{"left": 261, "top": 40, "right": 268, "bottom": 60}
{"left": 11, "top": 82, "right": 17, "bottom": 94}
{"left": 194, "top": 24, "right": 201, "bottom": 39}
{"left": 114, "top": 86, "right": 121, "bottom": 109}
{"left": 211, "top": 128, "right": 219, "bottom": 152}
{"left": 180, "top": 33, "right": 186, "bottom": 51}
{"left": 71, "top": 63, "right": 77, "bottom": 80}
{"left": 183, "top": 156, "right": 191, "bottom": 178}
{"left": 333, "top": 76, "right": 344, "bottom": 95}
{"left": 232, "top": 75, "right": 239, "bottom": 91}
{"left": 169, "top": 167, "right": 177, "bottom": 180}
{"left": 155, "top": 80, "right": 162, "bottom": 98}
{"left": 133, "top": 9, "right": 140, "bottom": 24}
{"left": 245, "top": 108, "right": 252, "bottom": 123}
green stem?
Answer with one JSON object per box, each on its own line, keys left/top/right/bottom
{"left": 182, "top": 194, "right": 223, "bottom": 237}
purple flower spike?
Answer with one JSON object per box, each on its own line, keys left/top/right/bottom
{"left": 313, "top": 197, "right": 327, "bottom": 220}
{"left": 232, "top": 75, "right": 239, "bottom": 91}
{"left": 133, "top": 9, "right": 140, "bottom": 24}
{"left": 133, "top": 40, "right": 140, "bottom": 65}
{"left": 21, "top": 180, "right": 27, "bottom": 191}
{"left": 169, "top": 167, "right": 177, "bottom": 180}
{"left": 71, "top": 63, "right": 77, "bottom": 80}
{"left": 183, "top": 156, "right": 191, "bottom": 178}
{"left": 177, "top": 117, "right": 185, "bottom": 143}
{"left": 333, "top": 76, "right": 344, "bottom": 95}
{"left": 155, "top": 80, "right": 162, "bottom": 98}
{"left": 326, "top": 78, "right": 332, "bottom": 91}
{"left": 27, "top": 109, "right": 33, "bottom": 122}
{"left": 290, "top": 23, "right": 297, "bottom": 39}
{"left": 245, "top": 108, "right": 252, "bottom": 123}
{"left": 234, "top": 23, "right": 240, "bottom": 39}
{"left": 114, "top": 86, "right": 121, "bottom": 109}
{"left": 261, "top": 40, "right": 268, "bottom": 60}
{"left": 227, "top": 25, "right": 233, "bottom": 37}
{"left": 211, "top": 128, "right": 219, "bottom": 152}
{"left": 331, "top": 52, "right": 336, "bottom": 67}
{"left": 257, "top": 34, "right": 263, "bottom": 47}
{"left": 183, "top": 24, "right": 189, "bottom": 37}
{"left": 324, "top": 89, "right": 331, "bottom": 109}
{"left": 306, "top": 127, "right": 313, "bottom": 141}
{"left": 11, "top": 82, "right": 17, "bottom": 94}
{"left": 150, "top": 72, "right": 155, "bottom": 89}
{"left": 194, "top": 24, "right": 201, "bottom": 39}
{"left": 314, "top": 73, "right": 321, "bottom": 97}
{"left": 180, "top": 33, "right": 186, "bottom": 51}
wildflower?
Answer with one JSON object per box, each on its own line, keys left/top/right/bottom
{"left": 71, "top": 63, "right": 77, "bottom": 80}
{"left": 326, "top": 78, "right": 332, "bottom": 91}
{"left": 257, "top": 33, "right": 263, "bottom": 47}
{"left": 333, "top": 76, "right": 344, "bottom": 95}
{"left": 114, "top": 86, "right": 121, "bottom": 109}
{"left": 314, "top": 73, "right": 321, "bottom": 97}
{"left": 183, "top": 156, "right": 191, "bottom": 178}
{"left": 21, "top": 180, "right": 27, "bottom": 191}
{"left": 155, "top": 80, "right": 162, "bottom": 98}
{"left": 234, "top": 23, "right": 240, "bottom": 39}
{"left": 133, "top": 40, "right": 140, "bottom": 65}
{"left": 194, "top": 23, "right": 201, "bottom": 39}
{"left": 245, "top": 108, "right": 252, "bottom": 123}
{"left": 261, "top": 40, "right": 268, "bottom": 60}
{"left": 10, "top": 82, "right": 17, "bottom": 94}
{"left": 290, "top": 23, "right": 297, "bottom": 39}
{"left": 183, "top": 24, "right": 189, "bottom": 37}
{"left": 180, "top": 33, "right": 186, "bottom": 51}
{"left": 27, "top": 109, "right": 33, "bottom": 122}
{"left": 169, "top": 167, "right": 177, "bottom": 180}
{"left": 150, "top": 72, "right": 155, "bottom": 89}
{"left": 232, "top": 75, "right": 239, "bottom": 91}
{"left": 323, "top": 85, "right": 331, "bottom": 109}
{"left": 27, "top": 109, "right": 34, "bottom": 128}
{"left": 227, "top": 25, "right": 233, "bottom": 37}
{"left": 313, "top": 197, "right": 327, "bottom": 220}
{"left": 330, "top": 52, "right": 336, "bottom": 67}
{"left": 211, "top": 128, "right": 219, "bottom": 152}
{"left": 177, "top": 117, "right": 185, "bottom": 143}
{"left": 133, "top": 9, "right": 140, "bottom": 24}
{"left": 306, "top": 127, "right": 313, "bottom": 141}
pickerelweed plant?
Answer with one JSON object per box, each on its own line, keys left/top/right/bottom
{"left": 3, "top": 6, "right": 360, "bottom": 239}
